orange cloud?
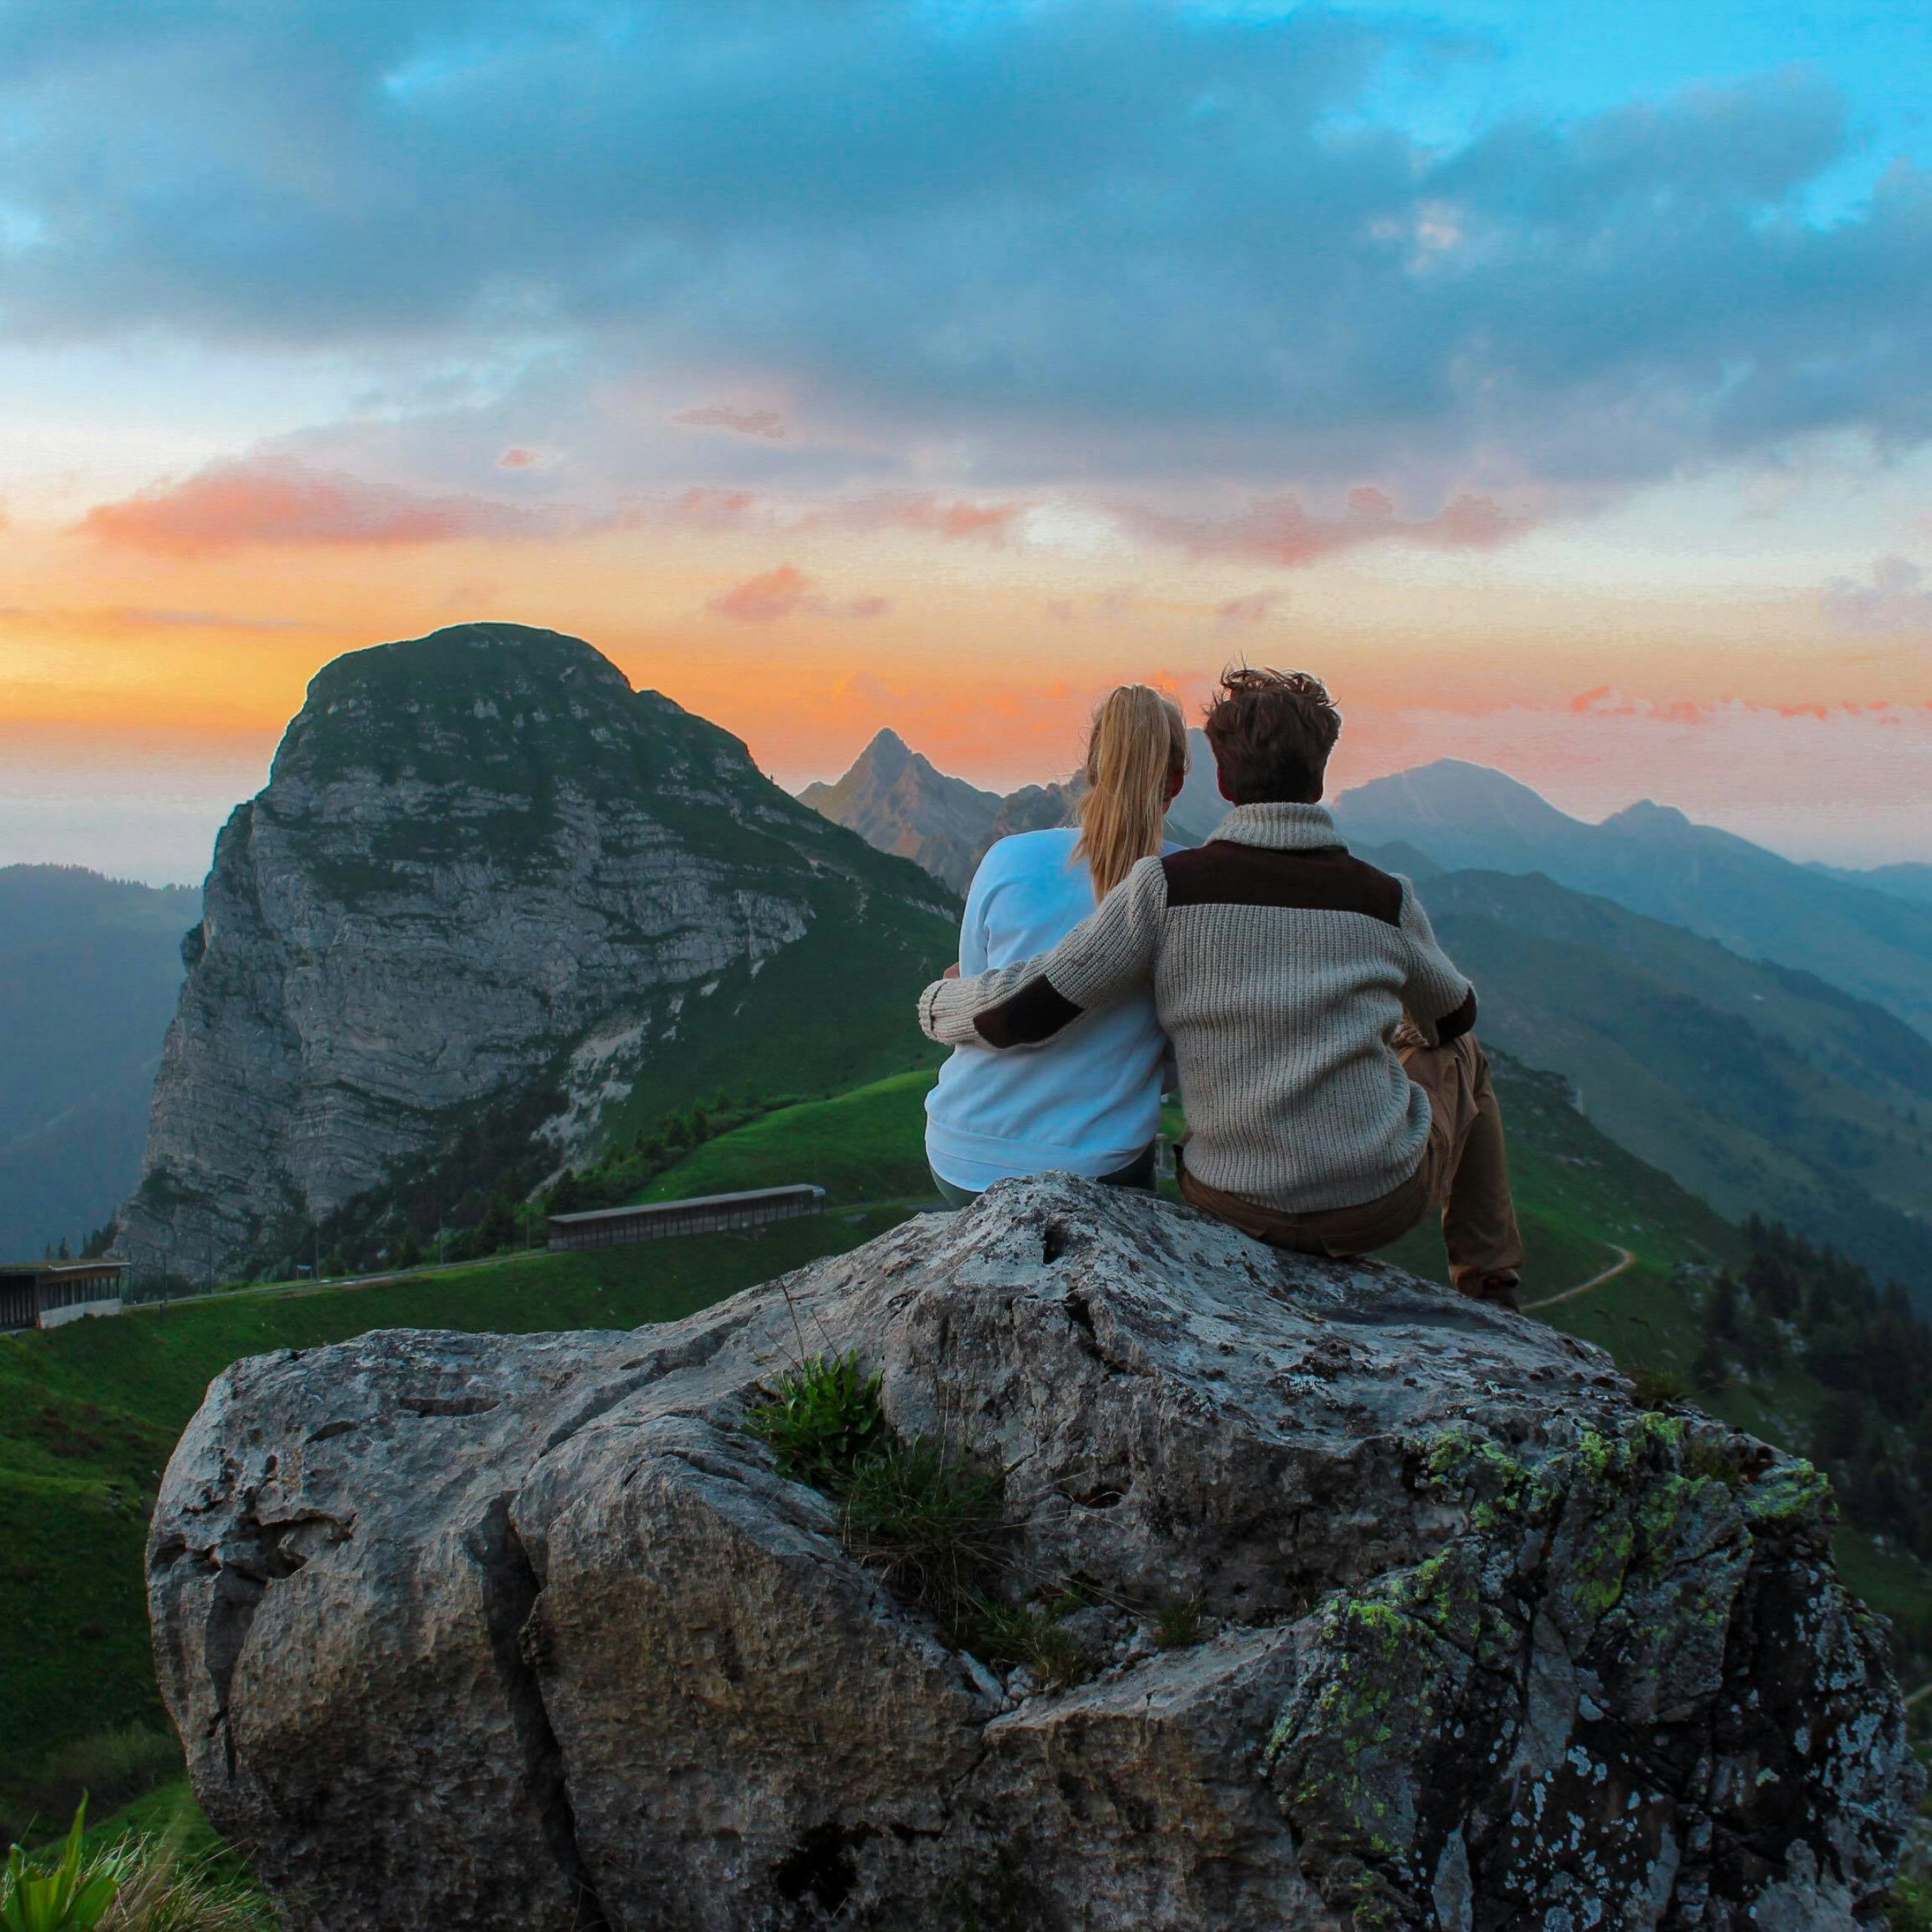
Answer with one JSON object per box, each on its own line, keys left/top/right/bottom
{"left": 710, "top": 563, "right": 811, "bottom": 621}
{"left": 707, "top": 564, "right": 891, "bottom": 624}
{"left": 78, "top": 457, "right": 543, "bottom": 554}
{"left": 1570, "top": 686, "right": 1913, "bottom": 727}
{"left": 1134, "top": 487, "right": 1524, "bottom": 568}
{"left": 1216, "top": 591, "right": 1283, "bottom": 623}
{"left": 667, "top": 487, "right": 760, "bottom": 528}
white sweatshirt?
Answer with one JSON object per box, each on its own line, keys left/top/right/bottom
{"left": 924, "top": 829, "right": 1173, "bottom": 1192}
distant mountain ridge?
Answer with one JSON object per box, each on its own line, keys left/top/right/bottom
{"left": 1810, "top": 860, "right": 1932, "bottom": 909}
{"left": 117, "top": 624, "right": 955, "bottom": 1280}
{"left": 1332, "top": 759, "right": 1932, "bottom": 1042}
{"left": 0, "top": 866, "right": 198, "bottom": 1260}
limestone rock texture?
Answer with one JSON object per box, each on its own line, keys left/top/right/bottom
{"left": 114, "top": 623, "right": 950, "bottom": 1278}
{"left": 149, "top": 1179, "right": 1920, "bottom": 1930}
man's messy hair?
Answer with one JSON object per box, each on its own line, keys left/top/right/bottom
{"left": 1201, "top": 666, "right": 1343, "bottom": 804}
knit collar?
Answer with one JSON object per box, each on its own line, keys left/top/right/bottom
{"left": 1208, "top": 801, "right": 1347, "bottom": 852}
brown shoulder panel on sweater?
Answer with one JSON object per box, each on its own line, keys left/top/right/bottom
{"left": 974, "top": 974, "right": 1084, "bottom": 1049}
{"left": 1161, "top": 842, "right": 1404, "bottom": 924}
{"left": 1435, "top": 986, "right": 1478, "bottom": 1042}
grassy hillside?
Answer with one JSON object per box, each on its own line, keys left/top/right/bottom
{"left": 1380, "top": 1055, "right": 1741, "bottom": 1334}
{"left": 0, "top": 1204, "right": 913, "bottom": 1840}
{"left": 1423, "top": 868, "right": 1932, "bottom": 1303}
{"left": 594, "top": 919, "right": 950, "bottom": 1152}
{"left": 635, "top": 1070, "right": 939, "bottom": 1205}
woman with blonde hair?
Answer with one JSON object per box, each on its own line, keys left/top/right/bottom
{"left": 924, "top": 684, "right": 1189, "bottom": 1204}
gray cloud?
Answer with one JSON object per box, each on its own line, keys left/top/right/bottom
{"left": 4, "top": 1, "right": 1928, "bottom": 502}
{"left": 1822, "top": 556, "right": 1932, "bottom": 635}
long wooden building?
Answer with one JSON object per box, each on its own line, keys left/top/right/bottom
{"left": 547, "top": 1184, "right": 826, "bottom": 1253}
{"left": 0, "top": 1260, "right": 127, "bottom": 1334}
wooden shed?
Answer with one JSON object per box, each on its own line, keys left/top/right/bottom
{"left": 546, "top": 1184, "right": 826, "bottom": 1253}
{"left": 0, "top": 1260, "right": 128, "bottom": 1333}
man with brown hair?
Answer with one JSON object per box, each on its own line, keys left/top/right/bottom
{"left": 917, "top": 666, "right": 1523, "bottom": 1307}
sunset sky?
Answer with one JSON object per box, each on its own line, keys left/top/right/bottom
{"left": 3, "top": 0, "right": 1930, "bottom": 882}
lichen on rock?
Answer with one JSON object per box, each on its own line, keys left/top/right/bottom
{"left": 1268, "top": 1412, "right": 1912, "bottom": 1929}
{"left": 148, "top": 1177, "right": 1921, "bottom": 1930}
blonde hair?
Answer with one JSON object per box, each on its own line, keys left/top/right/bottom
{"left": 1072, "top": 685, "right": 1187, "bottom": 900}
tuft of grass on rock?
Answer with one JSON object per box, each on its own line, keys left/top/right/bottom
{"left": 1153, "top": 1597, "right": 1206, "bottom": 1651}
{"left": 1630, "top": 1367, "right": 1691, "bottom": 1408}
{"left": 745, "top": 1352, "right": 886, "bottom": 1494}
{"left": 962, "top": 1598, "right": 1088, "bottom": 1690}
{"left": 841, "top": 1437, "right": 1005, "bottom": 1619}
{"left": 744, "top": 1355, "right": 1016, "bottom": 1642}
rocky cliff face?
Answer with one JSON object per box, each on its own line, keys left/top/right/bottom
{"left": 115, "top": 623, "right": 951, "bottom": 1278}
{"left": 149, "top": 1180, "right": 1918, "bottom": 1930}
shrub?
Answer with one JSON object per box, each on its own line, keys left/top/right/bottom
{"left": 1890, "top": 1875, "right": 1932, "bottom": 1932}
{"left": 1, "top": 1734, "right": 182, "bottom": 1849}
{"left": 1630, "top": 1367, "right": 1690, "bottom": 1408}
{"left": 3, "top": 1801, "right": 116, "bottom": 1932}
{"left": 475, "top": 1197, "right": 520, "bottom": 1254}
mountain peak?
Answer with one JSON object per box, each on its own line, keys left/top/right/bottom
{"left": 1604, "top": 798, "right": 1691, "bottom": 832}
{"left": 852, "top": 727, "right": 916, "bottom": 781}
{"left": 1335, "top": 759, "right": 1590, "bottom": 850}
{"left": 311, "top": 621, "right": 630, "bottom": 703}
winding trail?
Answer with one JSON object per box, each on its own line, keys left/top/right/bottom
{"left": 1524, "top": 1244, "right": 1638, "bottom": 1312}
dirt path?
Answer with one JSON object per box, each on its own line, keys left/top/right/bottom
{"left": 1524, "top": 1244, "right": 1638, "bottom": 1312}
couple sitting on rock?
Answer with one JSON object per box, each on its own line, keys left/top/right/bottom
{"left": 918, "top": 668, "right": 1524, "bottom": 1309}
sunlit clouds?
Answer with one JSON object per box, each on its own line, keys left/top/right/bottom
{"left": 1, "top": 0, "right": 1930, "bottom": 877}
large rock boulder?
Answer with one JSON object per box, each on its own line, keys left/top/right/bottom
{"left": 149, "top": 1179, "right": 1920, "bottom": 1930}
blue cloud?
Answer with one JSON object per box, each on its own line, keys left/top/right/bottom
{"left": 2, "top": 0, "right": 1927, "bottom": 497}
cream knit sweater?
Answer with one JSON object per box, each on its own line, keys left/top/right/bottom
{"left": 918, "top": 802, "right": 1475, "bottom": 1214}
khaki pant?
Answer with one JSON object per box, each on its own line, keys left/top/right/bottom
{"left": 1178, "top": 1032, "right": 1524, "bottom": 1297}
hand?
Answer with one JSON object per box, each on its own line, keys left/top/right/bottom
{"left": 943, "top": 962, "right": 961, "bottom": 979}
